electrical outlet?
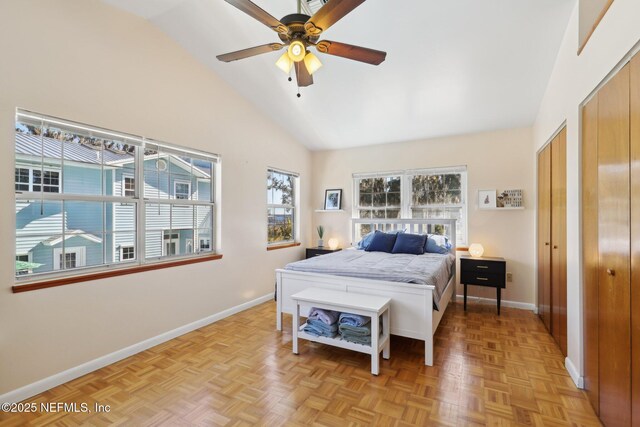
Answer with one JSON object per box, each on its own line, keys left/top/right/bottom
{"left": 506, "top": 272, "right": 513, "bottom": 282}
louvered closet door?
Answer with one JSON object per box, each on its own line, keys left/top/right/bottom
{"left": 537, "top": 145, "right": 552, "bottom": 331}
{"left": 582, "top": 93, "right": 599, "bottom": 414}
{"left": 630, "top": 53, "right": 640, "bottom": 426}
{"left": 598, "top": 63, "right": 631, "bottom": 427}
{"left": 551, "top": 129, "right": 567, "bottom": 356}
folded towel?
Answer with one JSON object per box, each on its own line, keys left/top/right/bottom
{"left": 308, "top": 307, "right": 341, "bottom": 325}
{"left": 341, "top": 334, "right": 372, "bottom": 345}
{"left": 303, "top": 318, "right": 338, "bottom": 338}
{"left": 339, "top": 323, "right": 371, "bottom": 337}
{"left": 339, "top": 312, "right": 371, "bottom": 327}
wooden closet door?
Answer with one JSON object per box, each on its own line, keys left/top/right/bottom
{"left": 582, "top": 94, "right": 599, "bottom": 413}
{"left": 598, "top": 63, "right": 631, "bottom": 427}
{"left": 551, "top": 128, "right": 567, "bottom": 356}
{"left": 537, "top": 145, "right": 552, "bottom": 331}
{"left": 631, "top": 53, "right": 640, "bottom": 426}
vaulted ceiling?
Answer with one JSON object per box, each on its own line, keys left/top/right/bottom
{"left": 103, "top": 0, "right": 576, "bottom": 150}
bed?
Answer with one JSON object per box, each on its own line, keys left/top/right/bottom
{"left": 276, "top": 218, "right": 457, "bottom": 366}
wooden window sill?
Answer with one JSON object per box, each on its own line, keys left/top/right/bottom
{"left": 267, "top": 242, "right": 301, "bottom": 251}
{"left": 12, "top": 254, "right": 223, "bottom": 293}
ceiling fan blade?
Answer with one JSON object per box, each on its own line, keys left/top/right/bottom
{"left": 216, "top": 43, "right": 284, "bottom": 62}
{"left": 304, "top": 0, "right": 366, "bottom": 36}
{"left": 295, "top": 61, "right": 313, "bottom": 87}
{"left": 315, "top": 40, "right": 386, "bottom": 65}
{"left": 223, "top": 0, "right": 289, "bottom": 34}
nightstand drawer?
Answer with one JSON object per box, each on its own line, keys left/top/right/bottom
{"left": 461, "top": 259, "right": 505, "bottom": 275}
{"left": 305, "top": 248, "right": 341, "bottom": 259}
{"left": 460, "top": 271, "right": 506, "bottom": 288}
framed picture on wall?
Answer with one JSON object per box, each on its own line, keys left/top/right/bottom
{"left": 478, "top": 190, "right": 496, "bottom": 209}
{"left": 324, "top": 189, "right": 342, "bottom": 210}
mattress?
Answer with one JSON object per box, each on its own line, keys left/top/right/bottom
{"left": 284, "top": 250, "right": 455, "bottom": 310}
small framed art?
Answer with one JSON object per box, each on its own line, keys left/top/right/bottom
{"left": 478, "top": 190, "right": 496, "bottom": 209}
{"left": 324, "top": 189, "right": 342, "bottom": 210}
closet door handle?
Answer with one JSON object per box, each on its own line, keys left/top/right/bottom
{"left": 607, "top": 269, "right": 615, "bottom": 276}
{"left": 545, "top": 242, "right": 550, "bottom": 246}
{"left": 553, "top": 245, "right": 558, "bottom": 249}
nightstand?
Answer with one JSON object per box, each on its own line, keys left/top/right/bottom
{"left": 306, "top": 247, "right": 341, "bottom": 259}
{"left": 460, "top": 255, "right": 506, "bottom": 314}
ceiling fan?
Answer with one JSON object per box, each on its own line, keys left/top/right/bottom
{"left": 216, "top": 0, "right": 387, "bottom": 93}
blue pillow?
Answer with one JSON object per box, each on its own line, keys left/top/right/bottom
{"left": 365, "top": 231, "right": 398, "bottom": 253}
{"left": 356, "top": 231, "right": 376, "bottom": 250}
{"left": 357, "top": 229, "right": 403, "bottom": 250}
{"left": 424, "top": 235, "right": 450, "bottom": 254}
{"left": 392, "top": 233, "right": 427, "bottom": 255}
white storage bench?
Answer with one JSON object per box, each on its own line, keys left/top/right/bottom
{"left": 290, "top": 287, "right": 391, "bottom": 375}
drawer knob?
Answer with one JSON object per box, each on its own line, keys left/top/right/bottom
{"left": 477, "top": 265, "right": 489, "bottom": 269}
{"left": 476, "top": 277, "right": 489, "bottom": 281}
{"left": 607, "top": 268, "right": 615, "bottom": 276}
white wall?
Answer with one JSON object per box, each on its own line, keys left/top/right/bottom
{"left": 0, "top": 0, "right": 311, "bottom": 395}
{"left": 312, "top": 127, "right": 536, "bottom": 306}
{"left": 533, "top": 0, "right": 640, "bottom": 385}
{"left": 579, "top": 0, "right": 611, "bottom": 48}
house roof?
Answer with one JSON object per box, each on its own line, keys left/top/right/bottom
{"left": 16, "top": 132, "right": 211, "bottom": 178}
{"left": 42, "top": 231, "right": 103, "bottom": 246}
{"left": 16, "top": 132, "right": 133, "bottom": 165}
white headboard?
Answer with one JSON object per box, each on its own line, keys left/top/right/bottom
{"left": 351, "top": 218, "right": 457, "bottom": 253}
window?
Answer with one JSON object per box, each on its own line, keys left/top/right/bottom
{"left": 122, "top": 175, "right": 135, "bottom": 197}
{"left": 267, "top": 168, "right": 298, "bottom": 245}
{"left": 121, "top": 246, "right": 135, "bottom": 260}
{"left": 408, "top": 168, "right": 466, "bottom": 245}
{"left": 200, "top": 238, "right": 210, "bottom": 250}
{"left": 14, "top": 168, "right": 60, "bottom": 193}
{"left": 353, "top": 166, "right": 468, "bottom": 245}
{"left": 14, "top": 109, "right": 219, "bottom": 283}
{"left": 53, "top": 247, "right": 86, "bottom": 270}
{"left": 174, "top": 180, "right": 190, "bottom": 200}
{"left": 355, "top": 175, "right": 401, "bottom": 219}
{"left": 15, "top": 254, "right": 31, "bottom": 276}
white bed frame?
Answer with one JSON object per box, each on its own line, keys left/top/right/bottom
{"left": 276, "top": 218, "right": 457, "bottom": 366}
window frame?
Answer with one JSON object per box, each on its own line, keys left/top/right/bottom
{"left": 53, "top": 246, "right": 86, "bottom": 270}
{"left": 13, "top": 109, "right": 221, "bottom": 289}
{"left": 353, "top": 166, "right": 468, "bottom": 246}
{"left": 173, "top": 179, "right": 191, "bottom": 200}
{"left": 122, "top": 174, "right": 135, "bottom": 197}
{"left": 267, "top": 168, "right": 300, "bottom": 247}
{"left": 120, "top": 245, "right": 135, "bottom": 261}
{"left": 14, "top": 167, "right": 61, "bottom": 193}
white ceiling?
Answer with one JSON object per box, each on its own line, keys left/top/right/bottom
{"left": 103, "top": 0, "right": 576, "bottom": 150}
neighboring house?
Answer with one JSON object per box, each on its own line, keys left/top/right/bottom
{"left": 15, "top": 131, "right": 212, "bottom": 276}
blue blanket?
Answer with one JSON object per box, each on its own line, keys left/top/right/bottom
{"left": 339, "top": 312, "right": 370, "bottom": 327}
{"left": 308, "top": 307, "right": 341, "bottom": 325}
{"left": 339, "top": 323, "right": 372, "bottom": 345}
{"left": 303, "top": 318, "right": 338, "bottom": 338}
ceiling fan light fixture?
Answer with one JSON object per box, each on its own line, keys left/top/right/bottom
{"left": 287, "top": 40, "right": 306, "bottom": 62}
{"left": 275, "top": 52, "right": 293, "bottom": 74}
{"left": 303, "top": 51, "right": 322, "bottom": 75}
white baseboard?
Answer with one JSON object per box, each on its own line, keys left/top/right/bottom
{"left": 0, "top": 293, "right": 273, "bottom": 404}
{"left": 455, "top": 295, "right": 536, "bottom": 312}
{"left": 565, "top": 357, "right": 584, "bottom": 389}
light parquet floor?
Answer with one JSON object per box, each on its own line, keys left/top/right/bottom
{"left": 0, "top": 300, "right": 601, "bottom": 426}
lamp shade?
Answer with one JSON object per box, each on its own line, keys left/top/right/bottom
{"left": 468, "top": 243, "right": 484, "bottom": 258}
{"left": 303, "top": 51, "right": 322, "bottom": 75}
{"left": 328, "top": 238, "right": 339, "bottom": 250}
{"left": 275, "top": 52, "right": 293, "bottom": 74}
{"left": 287, "top": 40, "right": 306, "bottom": 62}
